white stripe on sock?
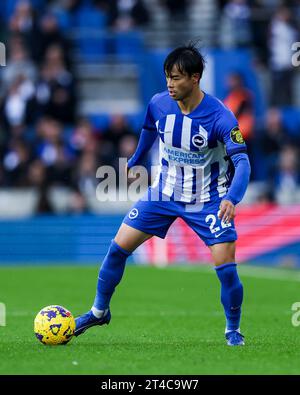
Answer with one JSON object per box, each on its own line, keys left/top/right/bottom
{"left": 91, "top": 306, "right": 106, "bottom": 318}
{"left": 225, "top": 327, "right": 240, "bottom": 334}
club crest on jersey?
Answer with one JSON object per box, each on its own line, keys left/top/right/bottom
{"left": 192, "top": 133, "right": 208, "bottom": 149}
{"left": 128, "top": 208, "right": 139, "bottom": 219}
{"left": 230, "top": 127, "right": 245, "bottom": 145}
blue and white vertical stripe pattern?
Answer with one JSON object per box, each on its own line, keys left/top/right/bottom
{"left": 153, "top": 114, "right": 229, "bottom": 203}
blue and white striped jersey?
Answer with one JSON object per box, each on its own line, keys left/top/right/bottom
{"left": 144, "top": 91, "right": 247, "bottom": 203}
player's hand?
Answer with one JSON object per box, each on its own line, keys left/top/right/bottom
{"left": 218, "top": 199, "right": 235, "bottom": 224}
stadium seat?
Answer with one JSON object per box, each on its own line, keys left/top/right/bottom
{"left": 2, "top": 0, "right": 46, "bottom": 21}
{"left": 126, "top": 112, "right": 145, "bottom": 132}
{"left": 74, "top": 6, "right": 107, "bottom": 29}
{"left": 88, "top": 114, "right": 110, "bottom": 132}
{"left": 54, "top": 9, "right": 72, "bottom": 32}
{"left": 281, "top": 107, "right": 300, "bottom": 139}
{"left": 73, "top": 7, "right": 108, "bottom": 60}
{"left": 2, "top": 0, "right": 19, "bottom": 21}
{"left": 75, "top": 34, "right": 107, "bottom": 61}
{"left": 30, "top": 0, "right": 46, "bottom": 9}
{"left": 113, "top": 31, "right": 146, "bottom": 61}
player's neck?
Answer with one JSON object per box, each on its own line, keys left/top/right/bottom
{"left": 177, "top": 89, "right": 204, "bottom": 115}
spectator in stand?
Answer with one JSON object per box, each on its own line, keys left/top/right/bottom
{"left": 118, "top": 133, "right": 138, "bottom": 187}
{"left": 158, "top": 0, "right": 191, "bottom": 45}
{"left": 101, "top": 114, "right": 136, "bottom": 170}
{"left": 271, "top": 145, "right": 300, "bottom": 204}
{"left": 0, "top": 74, "right": 35, "bottom": 136}
{"left": 2, "top": 138, "right": 31, "bottom": 187}
{"left": 35, "top": 117, "right": 73, "bottom": 187}
{"left": 223, "top": 72, "right": 255, "bottom": 142}
{"left": 8, "top": 0, "right": 41, "bottom": 62}
{"left": 0, "top": 162, "right": 5, "bottom": 187}
{"left": 223, "top": 73, "right": 255, "bottom": 178}
{"left": 249, "top": 0, "right": 270, "bottom": 66}
{"left": 104, "top": 0, "right": 150, "bottom": 31}
{"left": 0, "top": 37, "right": 37, "bottom": 140}
{"left": 259, "top": 108, "right": 288, "bottom": 159}
{"left": 268, "top": 6, "right": 299, "bottom": 106}
{"left": 60, "top": 0, "right": 82, "bottom": 13}
{"left": 38, "top": 13, "right": 72, "bottom": 68}
{"left": 219, "top": 0, "right": 252, "bottom": 48}
{"left": 258, "top": 107, "right": 298, "bottom": 201}
{"left": 26, "top": 159, "right": 47, "bottom": 188}
{"left": 72, "top": 151, "right": 99, "bottom": 197}
{"left": 216, "top": 0, "right": 228, "bottom": 10}
{"left": 35, "top": 117, "right": 62, "bottom": 166}
{"left": 34, "top": 44, "right": 76, "bottom": 124}
{"left": 26, "top": 159, "right": 54, "bottom": 213}
{"left": 46, "top": 141, "right": 73, "bottom": 186}
{"left": 118, "top": 134, "right": 137, "bottom": 159}
{"left": 70, "top": 118, "right": 101, "bottom": 157}
{"left": 68, "top": 189, "right": 89, "bottom": 214}
{"left": 223, "top": 72, "right": 255, "bottom": 176}
{"left": 2, "top": 36, "right": 37, "bottom": 91}
{"left": 159, "top": 0, "right": 190, "bottom": 19}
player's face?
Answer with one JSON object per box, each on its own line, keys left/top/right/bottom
{"left": 165, "top": 65, "right": 199, "bottom": 101}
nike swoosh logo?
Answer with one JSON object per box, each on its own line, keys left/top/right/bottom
{"left": 158, "top": 129, "right": 172, "bottom": 134}
{"left": 215, "top": 230, "right": 228, "bottom": 238}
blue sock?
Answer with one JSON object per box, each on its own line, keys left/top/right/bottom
{"left": 215, "top": 263, "right": 243, "bottom": 332}
{"left": 93, "top": 240, "right": 131, "bottom": 311}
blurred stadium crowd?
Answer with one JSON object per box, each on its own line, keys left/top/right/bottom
{"left": 0, "top": 0, "right": 300, "bottom": 215}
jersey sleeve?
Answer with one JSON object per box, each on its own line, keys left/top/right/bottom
{"left": 127, "top": 95, "right": 159, "bottom": 169}
{"left": 215, "top": 109, "right": 247, "bottom": 157}
{"left": 142, "top": 97, "right": 157, "bottom": 132}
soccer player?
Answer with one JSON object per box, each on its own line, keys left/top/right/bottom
{"left": 75, "top": 44, "right": 251, "bottom": 346}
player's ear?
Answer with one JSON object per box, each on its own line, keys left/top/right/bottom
{"left": 191, "top": 73, "right": 200, "bottom": 85}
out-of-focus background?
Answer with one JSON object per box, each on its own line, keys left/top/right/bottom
{"left": 0, "top": 0, "right": 299, "bottom": 266}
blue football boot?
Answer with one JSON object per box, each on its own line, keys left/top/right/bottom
{"left": 225, "top": 330, "right": 245, "bottom": 346}
{"left": 74, "top": 309, "right": 111, "bottom": 337}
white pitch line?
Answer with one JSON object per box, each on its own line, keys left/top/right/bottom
{"left": 7, "top": 312, "right": 33, "bottom": 317}
{"left": 238, "top": 266, "right": 300, "bottom": 282}
{"left": 159, "top": 265, "right": 300, "bottom": 282}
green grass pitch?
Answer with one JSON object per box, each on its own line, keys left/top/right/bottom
{"left": 0, "top": 264, "right": 300, "bottom": 375}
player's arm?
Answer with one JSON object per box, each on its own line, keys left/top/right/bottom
{"left": 215, "top": 109, "right": 251, "bottom": 223}
{"left": 218, "top": 152, "right": 251, "bottom": 223}
{"left": 127, "top": 100, "right": 158, "bottom": 170}
{"left": 127, "top": 129, "right": 158, "bottom": 170}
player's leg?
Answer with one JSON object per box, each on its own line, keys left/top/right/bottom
{"left": 114, "top": 223, "right": 153, "bottom": 251}
{"left": 75, "top": 192, "right": 176, "bottom": 337}
{"left": 74, "top": 224, "right": 152, "bottom": 336}
{"left": 209, "top": 241, "right": 244, "bottom": 346}
{"left": 92, "top": 224, "right": 152, "bottom": 316}
{"left": 182, "top": 200, "right": 244, "bottom": 346}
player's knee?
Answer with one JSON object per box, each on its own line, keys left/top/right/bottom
{"left": 210, "top": 242, "right": 236, "bottom": 266}
{"left": 214, "top": 257, "right": 235, "bottom": 266}
{"left": 114, "top": 224, "right": 151, "bottom": 252}
{"left": 213, "top": 248, "right": 235, "bottom": 266}
{"left": 114, "top": 230, "right": 134, "bottom": 252}
{"left": 109, "top": 239, "right": 131, "bottom": 257}
{"left": 113, "top": 238, "right": 134, "bottom": 253}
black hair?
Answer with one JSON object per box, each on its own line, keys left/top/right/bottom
{"left": 164, "top": 41, "right": 206, "bottom": 81}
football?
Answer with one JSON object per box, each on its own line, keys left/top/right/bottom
{"left": 34, "top": 305, "right": 75, "bottom": 345}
